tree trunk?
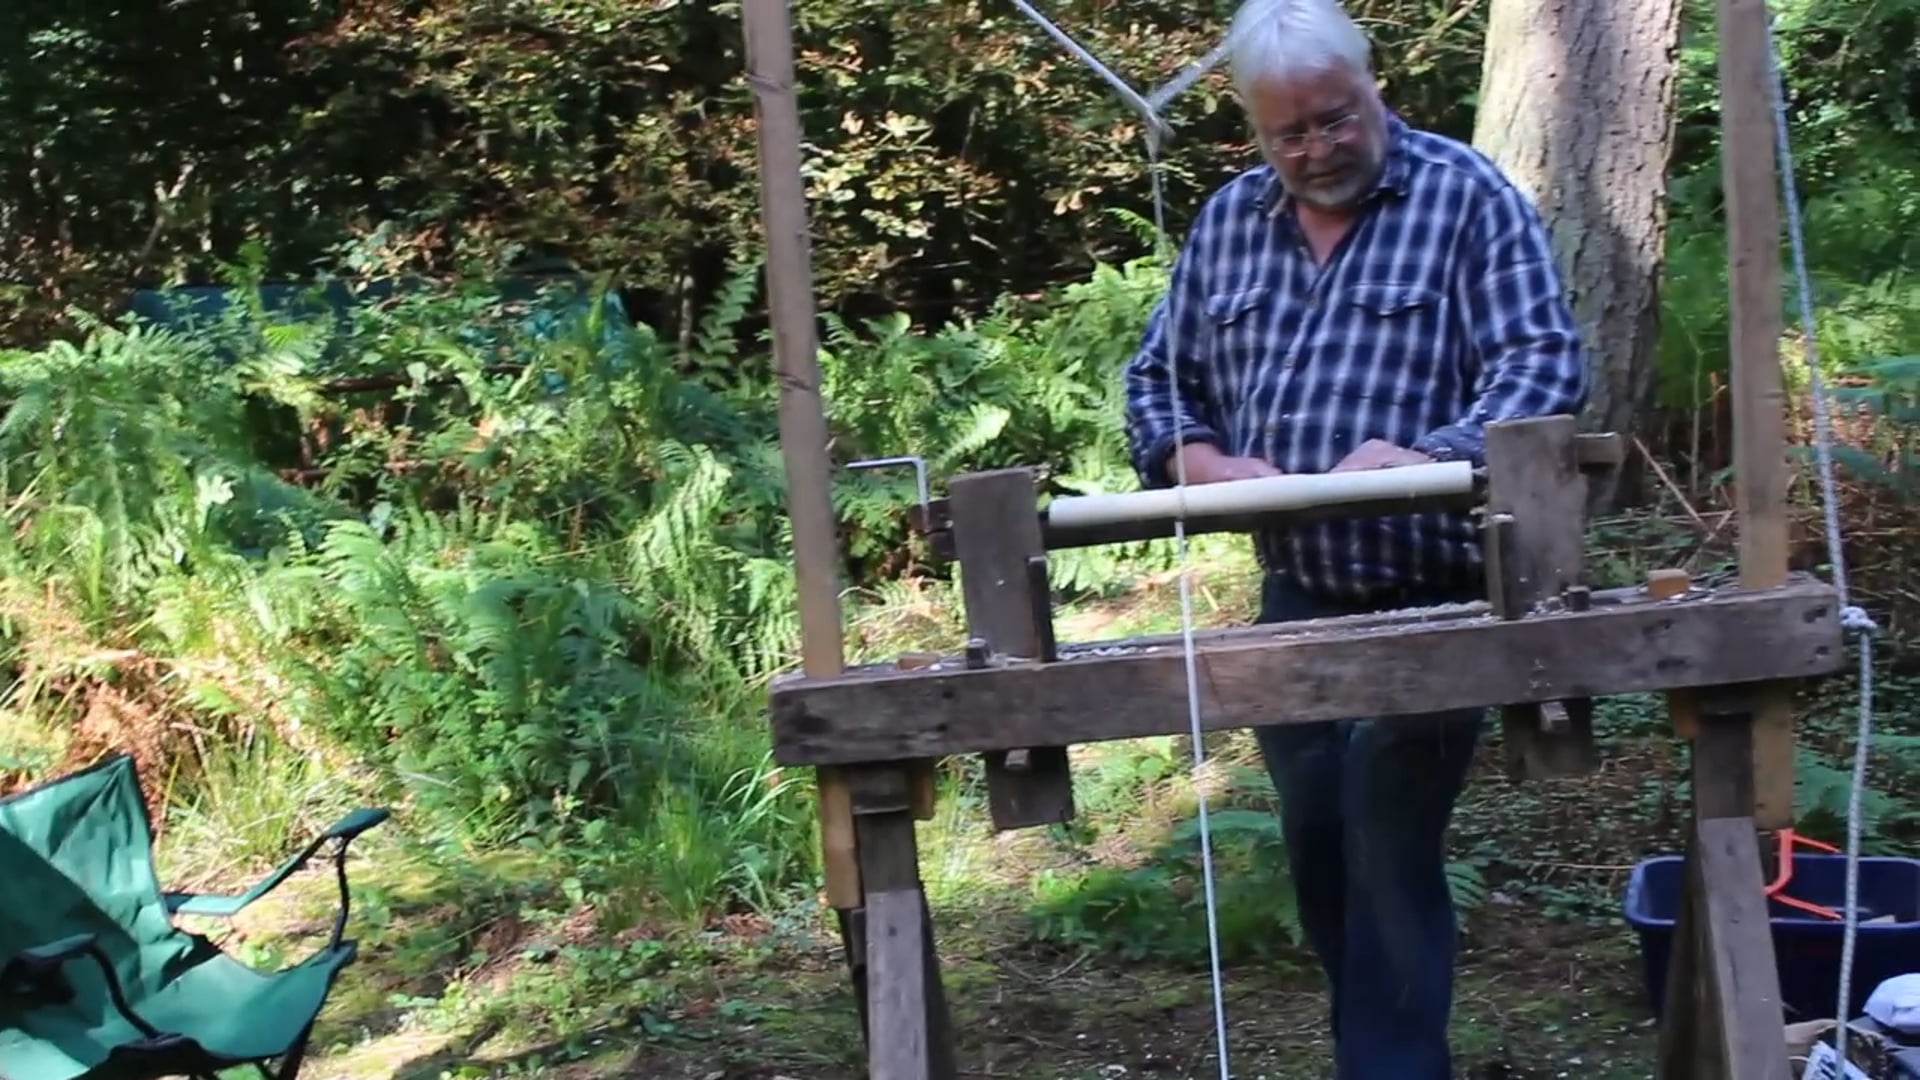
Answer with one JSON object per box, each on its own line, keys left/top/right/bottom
{"left": 1471, "top": 0, "right": 1684, "bottom": 511}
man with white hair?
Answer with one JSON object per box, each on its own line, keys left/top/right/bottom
{"left": 1121, "top": 0, "right": 1588, "bottom": 1075}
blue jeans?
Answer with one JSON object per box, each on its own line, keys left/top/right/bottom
{"left": 1252, "top": 572, "right": 1484, "bottom": 1080}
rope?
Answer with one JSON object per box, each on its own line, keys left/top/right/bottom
{"left": 1760, "top": 7, "right": 1879, "bottom": 1063}
{"left": 1149, "top": 137, "right": 1235, "bottom": 1080}
{"left": 999, "top": 5, "right": 1232, "bottom": 1076}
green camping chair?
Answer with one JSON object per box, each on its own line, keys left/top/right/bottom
{"left": 0, "top": 753, "right": 389, "bottom": 1080}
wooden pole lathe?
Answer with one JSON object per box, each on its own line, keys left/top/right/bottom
{"left": 769, "top": 418, "right": 1840, "bottom": 1078}
{"left": 747, "top": 0, "right": 1825, "bottom": 1066}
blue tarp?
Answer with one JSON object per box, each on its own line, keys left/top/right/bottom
{"left": 126, "top": 273, "right": 639, "bottom": 382}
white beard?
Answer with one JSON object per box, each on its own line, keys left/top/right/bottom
{"left": 1284, "top": 162, "right": 1379, "bottom": 212}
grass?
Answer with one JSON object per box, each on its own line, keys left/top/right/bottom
{"left": 181, "top": 809, "right": 1660, "bottom": 1080}
{"left": 190, "top": 736, "right": 1671, "bottom": 1080}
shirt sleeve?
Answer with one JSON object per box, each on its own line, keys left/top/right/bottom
{"left": 1413, "top": 181, "right": 1590, "bottom": 466}
{"left": 1123, "top": 226, "right": 1222, "bottom": 489}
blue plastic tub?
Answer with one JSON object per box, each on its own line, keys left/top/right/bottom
{"left": 1623, "top": 852, "right": 1920, "bottom": 1022}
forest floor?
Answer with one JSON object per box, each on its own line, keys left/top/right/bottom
{"left": 209, "top": 732, "right": 1680, "bottom": 1080}
{"left": 162, "top": 548, "right": 1891, "bottom": 1080}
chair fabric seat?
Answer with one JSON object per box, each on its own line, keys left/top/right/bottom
{"left": 0, "top": 754, "right": 385, "bottom": 1080}
{"left": 0, "top": 947, "right": 355, "bottom": 1080}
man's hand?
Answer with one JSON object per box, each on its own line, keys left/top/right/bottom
{"left": 1168, "top": 441, "right": 1283, "bottom": 485}
{"left": 1329, "top": 439, "right": 1433, "bottom": 473}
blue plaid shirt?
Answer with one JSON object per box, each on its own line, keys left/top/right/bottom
{"left": 1122, "top": 114, "right": 1588, "bottom": 600}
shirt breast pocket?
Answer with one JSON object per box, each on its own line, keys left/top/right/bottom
{"left": 1321, "top": 280, "right": 1453, "bottom": 405}
{"left": 1202, "top": 285, "right": 1275, "bottom": 373}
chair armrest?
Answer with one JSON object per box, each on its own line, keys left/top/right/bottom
{"left": 165, "top": 807, "right": 391, "bottom": 921}
{"left": 2, "top": 933, "right": 166, "bottom": 1039}
{"left": 10, "top": 933, "right": 99, "bottom": 981}
{"left": 319, "top": 807, "right": 391, "bottom": 843}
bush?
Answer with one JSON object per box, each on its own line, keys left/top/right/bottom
{"left": 0, "top": 247, "right": 1181, "bottom": 918}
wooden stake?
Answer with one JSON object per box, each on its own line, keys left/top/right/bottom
{"left": 1715, "top": 0, "right": 1797, "bottom": 830}
{"left": 741, "top": 0, "right": 860, "bottom": 908}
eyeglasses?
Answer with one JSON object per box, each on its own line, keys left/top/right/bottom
{"left": 1262, "top": 113, "right": 1362, "bottom": 158}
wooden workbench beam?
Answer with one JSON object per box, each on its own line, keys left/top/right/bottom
{"left": 770, "top": 577, "right": 1846, "bottom": 765}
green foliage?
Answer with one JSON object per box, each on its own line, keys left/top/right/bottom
{"left": 1652, "top": 0, "right": 1920, "bottom": 412}
{"left": 1653, "top": 181, "right": 1920, "bottom": 414}
{"left": 1798, "top": 354, "right": 1920, "bottom": 496}
{"left": 0, "top": 0, "right": 1492, "bottom": 348}
{"left": 1028, "top": 804, "right": 1305, "bottom": 966}
{"left": 0, "top": 249, "right": 1173, "bottom": 921}
{"left": 825, "top": 254, "right": 1184, "bottom": 592}
{"left": 0, "top": 277, "right": 810, "bottom": 907}
{"left": 1022, "top": 743, "right": 1487, "bottom": 967}
{"left": 160, "top": 732, "right": 358, "bottom": 880}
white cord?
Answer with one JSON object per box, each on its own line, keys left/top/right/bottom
{"left": 998, "top": 5, "right": 1232, "bottom": 1076}
{"left": 1149, "top": 135, "right": 1235, "bottom": 1080}
{"left": 1760, "top": 7, "right": 1879, "bottom": 1063}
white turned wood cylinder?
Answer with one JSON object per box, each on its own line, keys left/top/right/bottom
{"left": 1044, "top": 460, "right": 1476, "bottom": 530}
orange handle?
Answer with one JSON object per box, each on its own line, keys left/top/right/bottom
{"left": 1763, "top": 829, "right": 1844, "bottom": 921}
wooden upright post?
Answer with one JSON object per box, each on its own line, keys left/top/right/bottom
{"left": 741, "top": 0, "right": 862, "bottom": 963}
{"left": 1656, "top": 0, "right": 1799, "bottom": 1070}
{"left": 744, "top": 9, "right": 956, "bottom": 1072}
{"left": 1716, "top": 0, "right": 1797, "bottom": 831}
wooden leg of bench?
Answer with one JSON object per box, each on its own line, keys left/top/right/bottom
{"left": 866, "top": 888, "right": 957, "bottom": 1079}
{"left": 847, "top": 764, "right": 956, "bottom": 1080}
{"left": 1658, "top": 815, "right": 1792, "bottom": 1079}
{"left": 1657, "top": 705, "right": 1791, "bottom": 1079}
{"left": 836, "top": 904, "right": 870, "bottom": 1046}
{"left": 1697, "top": 815, "right": 1792, "bottom": 1078}
{"left": 1656, "top": 840, "right": 1704, "bottom": 1075}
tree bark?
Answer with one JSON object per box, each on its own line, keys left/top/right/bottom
{"left": 1471, "top": 0, "right": 1684, "bottom": 510}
